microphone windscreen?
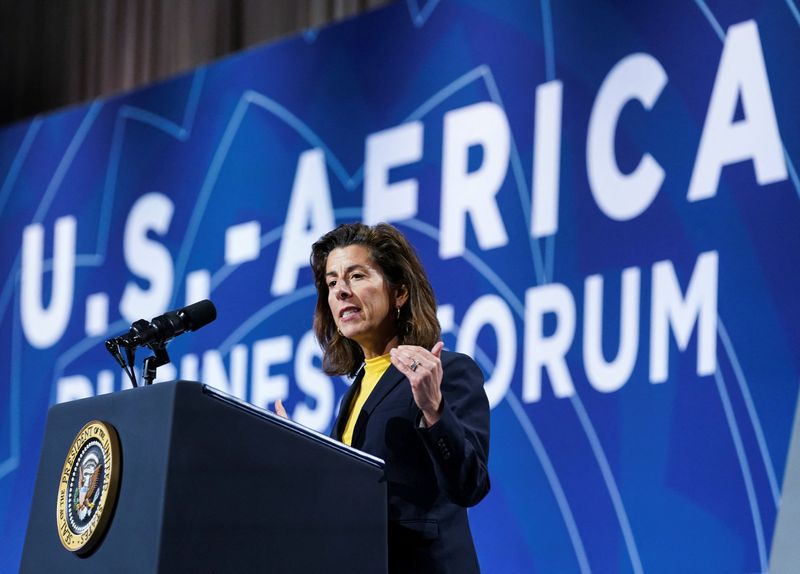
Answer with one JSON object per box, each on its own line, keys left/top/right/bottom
{"left": 180, "top": 299, "right": 217, "bottom": 331}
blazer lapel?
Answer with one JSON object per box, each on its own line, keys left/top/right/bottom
{"left": 350, "top": 365, "right": 406, "bottom": 447}
{"left": 332, "top": 371, "right": 363, "bottom": 441}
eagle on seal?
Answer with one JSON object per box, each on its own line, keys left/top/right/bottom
{"left": 76, "top": 462, "right": 103, "bottom": 512}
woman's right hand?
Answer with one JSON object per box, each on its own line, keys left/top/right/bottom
{"left": 274, "top": 399, "right": 288, "bottom": 419}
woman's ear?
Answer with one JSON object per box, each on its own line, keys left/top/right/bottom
{"left": 395, "top": 284, "right": 409, "bottom": 308}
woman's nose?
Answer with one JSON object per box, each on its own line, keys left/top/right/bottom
{"left": 337, "top": 283, "right": 351, "bottom": 299}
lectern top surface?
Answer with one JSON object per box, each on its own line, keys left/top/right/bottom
{"left": 202, "top": 384, "right": 385, "bottom": 469}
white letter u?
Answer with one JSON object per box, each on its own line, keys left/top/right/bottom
{"left": 21, "top": 216, "right": 76, "bottom": 348}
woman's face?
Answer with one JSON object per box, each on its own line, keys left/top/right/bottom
{"left": 325, "top": 244, "right": 405, "bottom": 357}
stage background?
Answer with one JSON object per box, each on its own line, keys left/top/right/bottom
{"left": 1, "top": 1, "right": 799, "bottom": 571}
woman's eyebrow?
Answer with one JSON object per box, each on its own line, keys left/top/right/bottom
{"left": 326, "top": 263, "right": 369, "bottom": 277}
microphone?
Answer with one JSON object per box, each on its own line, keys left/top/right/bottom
{"left": 105, "top": 299, "right": 217, "bottom": 387}
{"left": 114, "top": 299, "right": 217, "bottom": 350}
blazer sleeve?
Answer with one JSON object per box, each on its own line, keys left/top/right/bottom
{"left": 416, "top": 351, "right": 490, "bottom": 508}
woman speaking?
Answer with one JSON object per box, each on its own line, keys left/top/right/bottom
{"left": 306, "top": 222, "right": 490, "bottom": 573}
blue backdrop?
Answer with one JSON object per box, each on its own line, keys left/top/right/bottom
{"left": 1, "top": 1, "right": 799, "bottom": 571}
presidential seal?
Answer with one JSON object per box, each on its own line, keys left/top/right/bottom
{"left": 56, "top": 420, "right": 120, "bottom": 554}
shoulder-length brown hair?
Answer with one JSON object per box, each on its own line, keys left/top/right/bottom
{"left": 311, "top": 222, "right": 440, "bottom": 376}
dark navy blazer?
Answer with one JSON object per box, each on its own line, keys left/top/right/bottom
{"left": 332, "top": 350, "right": 491, "bottom": 574}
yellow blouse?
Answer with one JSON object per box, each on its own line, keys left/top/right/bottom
{"left": 341, "top": 353, "right": 392, "bottom": 446}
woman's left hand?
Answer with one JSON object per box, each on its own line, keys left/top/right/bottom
{"left": 390, "top": 341, "right": 445, "bottom": 427}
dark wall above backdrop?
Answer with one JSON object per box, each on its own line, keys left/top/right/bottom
{"left": 0, "top": 0, "right": 392, "bottom": 126}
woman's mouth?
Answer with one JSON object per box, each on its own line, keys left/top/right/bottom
{"left": 339, "top": 306, "right": 361, "bottom": 320}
